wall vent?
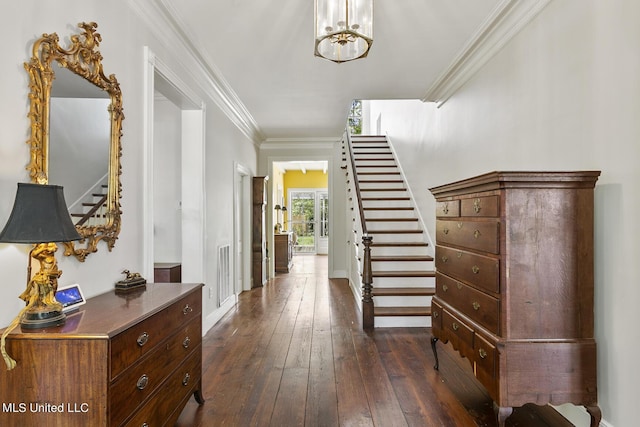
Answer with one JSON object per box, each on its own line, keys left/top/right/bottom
{"left": 218, "top": 244, "right": 231, "bottom": 307}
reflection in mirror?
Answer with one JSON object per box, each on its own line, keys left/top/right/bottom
{"left": 50, "top": 66, "right": 111, "bottom": 226}
{"left": 24, "top": 22, "right": 124, "bottom": 261}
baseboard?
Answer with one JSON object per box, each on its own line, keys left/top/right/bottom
{"left": 202, "top": 295, "right": 237, "bottom": 334}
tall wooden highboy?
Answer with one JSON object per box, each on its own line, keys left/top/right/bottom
{"left": 252, "top": 176, "right": 269, "bottom": 288}
{"left": 429, "top": 171, "right": 601, "bottom": 427}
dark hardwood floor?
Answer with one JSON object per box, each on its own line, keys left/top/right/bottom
{"left": 176, "top": 255, "right": 573, "bottom": 427}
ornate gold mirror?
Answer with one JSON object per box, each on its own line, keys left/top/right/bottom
{"left": 24, "top": 22, "right": 123, "bottom": 261}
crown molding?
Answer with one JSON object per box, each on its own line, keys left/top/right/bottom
{"left": 260, "top": 137, "right": 340, "bottom": 151}
{"left": 128, "top": 0, "right": 264, "bottom": 146}
{"left": 422, "top": 0, "right": 552, "bottom": 107}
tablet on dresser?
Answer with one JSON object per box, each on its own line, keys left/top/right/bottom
{"left": 55, "top": 284, "right": 86, "bottom": 313}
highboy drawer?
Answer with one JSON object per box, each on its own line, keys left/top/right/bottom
{"left": 442, "top": 309, "right": 474, "bottom": 358}
{"left": 110, "top": 290, "right": 202, "bottom": 380}
{"left": 474, "top": 333, "right": 497, "bottom": 399}
{"left": 436, "top": 273, "right": 500, "bottom": 334}
{"left": 436, "top": 246, "right": 499, "bottom": 294}
{"left": 436, "top": 219, "right": 500, "bottom": 254}
{"left": 461, "top": 195, "right": 499, "bottom": 217}
{"left": 435, "top": 200, "right": 460, "bottom": 217}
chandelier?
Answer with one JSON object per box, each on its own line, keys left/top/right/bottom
{"left": 314, "top": 0, "right": 373, "bottom": 63}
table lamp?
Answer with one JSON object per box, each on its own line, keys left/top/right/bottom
{"left": 0, "top": 183, "right": 81, "bottom": 370}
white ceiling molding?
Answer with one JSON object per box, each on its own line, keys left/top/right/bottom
{"left": 422, "top": 0, "right": 552, "bottom": 107}
{"left": 128, "top": 0, "right": 264, "bottom": 145}
{"left": 260, "top": 137, "right": 341, "bottom": 151}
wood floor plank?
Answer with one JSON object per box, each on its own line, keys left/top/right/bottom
{"left": 176, "top": 255, "right": 574, "bottom": 427}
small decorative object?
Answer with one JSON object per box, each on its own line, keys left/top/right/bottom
{"left": 0, "top": 183, "right": 82, "bottom": 370}
{"left": 115, "top": 269, "right": 147, "bottom": 292}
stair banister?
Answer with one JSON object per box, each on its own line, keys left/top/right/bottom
{"left": 345, "top": 131, "right": 374, "bottom": 328}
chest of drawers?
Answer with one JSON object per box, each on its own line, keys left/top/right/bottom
{"left": 274, "top": 232, "right": 294, "bottom": 273}
{"left": 0, "top": 282, "right": 204, "bottom": 427}
{"left": 429, "top": 171, "right": 601, "bottom": 427}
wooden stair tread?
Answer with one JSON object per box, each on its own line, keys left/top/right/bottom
{"left": 368, "top": 229, "right": 424, "bottom": 234}
{"left": 371, "top": 255, "right": 434, "bottom": 262}
{"left": 357, "top": 171, "right": 401, "bottom": 175}
{"left": 372, "top": 287, "right": 436, "bottom": 296}
{"left": 364, "top": 207, "right": 414, "bottom": 211}
{"left": 371, "top": 242, "right": 429, "bottom": 247}
{"left": 366, "top": 218, "right": 418, "bottom": 222}
{"left": 374, "top": 306, "right": 432, "bottom": 317}
{"left": 361, "top": 197, "right": 410, "bottom": 201}
{"left": 372, "top": 270, "right": 436, "bottom": 277}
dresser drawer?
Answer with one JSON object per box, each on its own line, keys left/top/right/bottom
{"left": 123, "top": 349, "right": 202, "bottom": 427}
{"left": 436, "top": 273, "right": 500, "bottom": 334}
{"left": 436, "top": 246, "right": 500, "bottom": 294}
{"left": 442, "top": 309, "right": 474, "bottom": 359}
{"left": 436, "top": 219, "right": 500, "bottom": 254}
{"left": 431, "top": 299, "right": 443, "bottom": 333}
{"left": 436, "top": 200, "right": 460, "bottom": 217}
{"left": 474, "top": 333, "right": 498, "bottom": 399}
{"left": 110, "top": 316, "right": 202, "bottom": 425}
{"left": 461, "top": 195, "right": 499, "bottom": 217}
{"left": 111, "top": 290, "right": 202, "bottom": 379}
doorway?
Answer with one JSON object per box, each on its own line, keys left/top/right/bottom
{"left": 288, "top": 189, "right": 328, "bottom": 255}
{"left": 143, "top": 47, "right": 206, "bottom": 284}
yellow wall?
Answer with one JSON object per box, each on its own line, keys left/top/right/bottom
{"left": 283, "top": 170, "right": 328, "bottom": 204}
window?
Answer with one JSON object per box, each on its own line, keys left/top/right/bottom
{"left": 348, "top": 100, "right": 362, "bottom": 135}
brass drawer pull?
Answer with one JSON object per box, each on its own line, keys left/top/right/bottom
{"left": 142, "top": 423, "right": 149, "bottom": 427}
{"left": 452, "top": 322, "right": 459, "bottom": 331}
{"left": 474, "top": 230, "right": 481, "bottom": 239}
{"left": 442, "top": 284, "right": 448, "bottom": 292}
{"left": 183, "top": 336, "right": 191, "bottom": 349}
{"left": 182, "top": 373, "right": 191, "bottom": 386}
{"left": 472, "top": 301, "right": 480, "bottom": 311}
{"left": 183, "top": 304, "right": 193, "bottom": 315}
{"left": 457, "top": 222, "right": 463, "bottom": 229}
{"left": 474, "top": 198, "right": 482, "bottom": 214}
{"left": 441, "top": 256, "right": 449, "bottom": 263}
{"left": 457, "top": 252, "right": 462, "bottom": 258}
{"left": 479, "top": 348, "right": 487, "bottom": 359}
{"left": 443, "top": 228, "right": 449, "bottom": 235}
{"left": 137, "top": 332, "right": 149, "bottom": 347}
{"left": 137, "top": 374, "right": 149, "bottom": 390}
{"left": 442, "top": 203, "right": 449, "bottom": 214}
{"left": 472, "top": 265, "right": 480, "bottom": 274}
{"left": 456, "top": 283, "right": 463, "bottom": 290}
{"left": 433, "top": 311, "right": 439, "bottom": 318}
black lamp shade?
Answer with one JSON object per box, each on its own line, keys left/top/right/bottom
{"left": 0, "top": 183, "right": 82, "bottom": 244}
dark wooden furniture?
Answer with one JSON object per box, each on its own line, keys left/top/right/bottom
{"left": 0, "top": 283, "right": 204, "bottom": 427}
{"left": 154, "top": 262, "right": 182, "bottom": 282}
{"left": 252, "top": 176, "right": 269, "bottom": 288}
{"left": 429, "top": 171, "right": 601, "bottom": 427}
{"left": 274, "top": 232, "right": 294, "bottom": 273}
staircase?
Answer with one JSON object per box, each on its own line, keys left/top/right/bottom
{"left": 346, "top": 134, "right": 435, "bottom": 328}
{"left": 70, "top": 184, "right": 108, "bottom": 226}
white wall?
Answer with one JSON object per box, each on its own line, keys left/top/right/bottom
{"left": 0, "top": 2, "right": 257, "bottom": 332}
{"left": 153, "top": 97, "right": 182, "bottom": 263}
{"left": 366, "top": 1, "right": 639, "bottom": 425}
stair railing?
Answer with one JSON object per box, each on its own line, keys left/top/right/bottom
{"left": 344, "top": 131, "right": 374, "bottom": 329}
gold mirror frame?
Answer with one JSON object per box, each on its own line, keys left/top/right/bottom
{"left": 24, "top": 22, "right": 123, "bottom": 261}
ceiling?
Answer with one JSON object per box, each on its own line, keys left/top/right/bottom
{"left": 161, "top": 0, "right": 501, "bottom": 141}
